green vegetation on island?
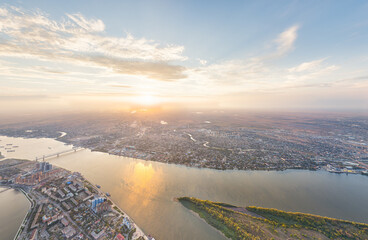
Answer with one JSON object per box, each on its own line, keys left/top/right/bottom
{"left": 178, "top": 197, "right": 368, "bottom": 240}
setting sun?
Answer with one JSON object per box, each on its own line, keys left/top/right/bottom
{"left": 133, "top": 95, "right": 161, "bottom": 106}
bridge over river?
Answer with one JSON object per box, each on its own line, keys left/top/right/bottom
{"left": 35, "top": 147, "right": 83, "bottom": 161}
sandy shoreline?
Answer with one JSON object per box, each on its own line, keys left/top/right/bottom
{"left": 186, "top": 207, "right": 230, "bottom": 240}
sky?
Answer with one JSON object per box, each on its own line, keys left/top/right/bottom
{"left": 0, "top": 0, "right": 368, "bottom": 114}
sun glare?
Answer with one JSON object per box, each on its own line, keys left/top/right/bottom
{"left": 134, "top": 95, "right": 160, "bottom": 106}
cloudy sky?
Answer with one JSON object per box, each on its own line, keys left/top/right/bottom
{"left": 1, "top": 0, "right": 368, "bottom": 114}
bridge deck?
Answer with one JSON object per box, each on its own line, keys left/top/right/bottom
{"left": 35, "top": 147, "right": 83, "bottom": 161}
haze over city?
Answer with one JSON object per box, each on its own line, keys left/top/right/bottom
{"left": 1, "top": 0, "right": 368, "bottom": 116}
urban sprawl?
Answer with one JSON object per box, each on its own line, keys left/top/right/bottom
{"left": 1, "top": 112, "right": 368, "bottom": 175}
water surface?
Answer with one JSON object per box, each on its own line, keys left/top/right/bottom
{"left": 1, "top": 136, "right": 368, "bottom": 240}
{"left": 0, "top": 187, "right": 30, "bottom": 240}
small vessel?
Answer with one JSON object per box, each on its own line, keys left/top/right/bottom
{"left": 106, "top": 192, "right": 111, "bottom": 197}
{"left": 96, "top": 185, "right": 101, "bottom": 188}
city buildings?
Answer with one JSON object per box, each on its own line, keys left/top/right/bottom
{"left": 0, "top": 160, "right": 148, "bottom": 240}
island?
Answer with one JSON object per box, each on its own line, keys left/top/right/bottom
{"left": 178, "top": 197, "right": 368, "bottom": 240}
{"left": 0, "top": 159, "right": 153, "bottom": 240}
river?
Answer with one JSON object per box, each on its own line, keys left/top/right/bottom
{"left": 0, "top": 187, "right": 30, "bottom": 240}
{"left": 1, "top": 135, "right": 368, "bottom": 240}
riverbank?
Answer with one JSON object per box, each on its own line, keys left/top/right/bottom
{"left": 83, "top": 178, "right": 147, "bottom": 238}
{"left": 185, "top": 205, "right": 229, "bottom": 240}
{"left": 2, "top": 133, "right": 368, "bottom": 176}
{"left": 0, "top": 133, "right": 327, "bottom": 172}
{"left": 178, "top": 197, "right": 368, "bottom": 240}
{"left": 91, "top": 147, "right": 368, "bottom": 178}
{"left": 0, "top": 185, "right": 31, "bottom": 240}
{"left": 13, "top": 188, "right": 33, "bottom": 240}
{"left": 0, "top": 159, "right": 149, "bottom": 240}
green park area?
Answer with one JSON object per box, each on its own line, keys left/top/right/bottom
{"left": 178, "top": 197, "right": 368, "bottom": 240}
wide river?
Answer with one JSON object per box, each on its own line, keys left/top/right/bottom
{"left": 0, "top": 187, "right": 30, "bottom": 240}
{"left": 1, "top": 135, "right": 368, "bottom": 240}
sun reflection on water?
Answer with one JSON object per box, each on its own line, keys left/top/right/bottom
{"left": 121, "top": 162, "right": 164, "bottom": 207}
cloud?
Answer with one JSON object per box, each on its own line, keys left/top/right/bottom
{"left": 198, "top": 58, "right": 207, "bottom": 65}
{"left": 183, "top": 25, "right": 303, "bottom": 95}
{"left": 0, "top": 94, "right": 51, "bottom": 100}
{"left": 274, "top": 25, "right": 299, "bottom": 56}
{"left": 111, "top": 84, "right": 132, "bottom": 88}
{"left": 288, "top": 58, "right": 326, "bottom": 72}
{"left": 0, "top": 6, "right": 187, "bottom": 81}
{"left": 1, "top": 5, "right": 366, "bottom": 111}
{"left": 286, "top": 58, "right": 339, "bottom": 83}
{"left": 186, "top": 58, "right": 274, "bottom": 96}
{"left": 66, "top": 13, "right": 105, "bottom": 32}
{"left": 34, "top": 66, "right": 69, "bottom": 74}
{"left": 333, "top": 75, "right": 368, "bottom": 88}
{"left": 192, "top": 58, "right": 267, "bottom": 83}
{"left": 74, "top": 55, "right": 187, "bottom": 80}
{"left": 186, "top": 56, "right": 341, "bottom": 96}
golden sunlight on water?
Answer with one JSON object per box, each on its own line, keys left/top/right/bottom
{"left": 122, "top": 162, "right": 163, "bottom": 207}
